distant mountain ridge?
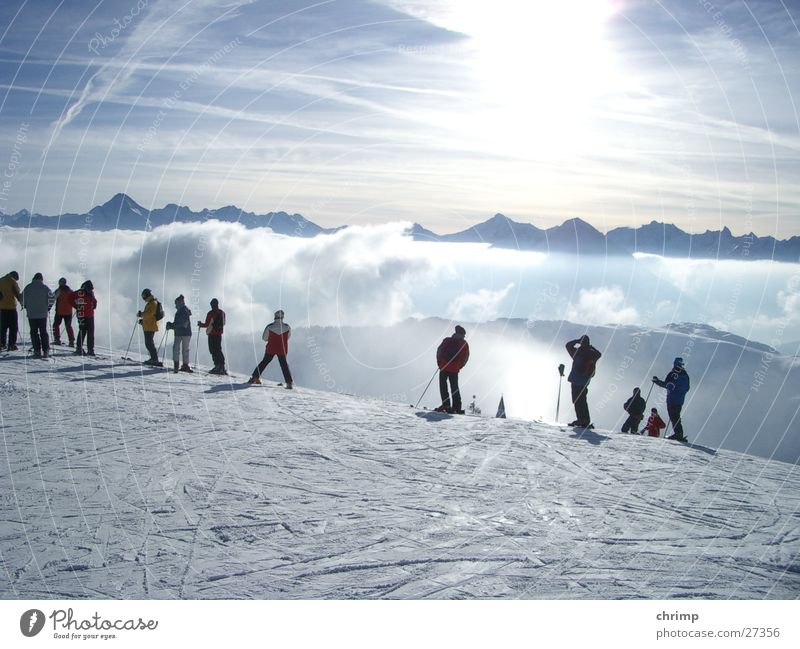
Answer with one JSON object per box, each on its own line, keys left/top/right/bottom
{"left": 1, "top": 193, "right": 335, "bottom": 238}
{"left": 2, "top": 194, "right": 798, "bottom": 261}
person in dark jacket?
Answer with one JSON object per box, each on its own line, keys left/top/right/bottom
{"left": 653, "top": 357, "right": 691, "bottom": 442}
{"left": 249, "top": 310, "right": 293, "bottom": 388}
{"left": 52, "top": 277, "right": 75, "bottom": 346}
{"left": 71, "top": 280, "right": 97, "bottom": 356}
{"left": 21, "top": 272, "right": 54, "bottom": 358}
{"left": 621, "top": 387, "right": 646, "bottom": 434}
{"left": 198, "top": 298, "right": 226, "bottom": 374}
{"left": 435, "top": 325, "right": 470, "bottom": 414}
{"left": 0, "top": 270, "right": 22, "bottom": 351}
{"left": 166, "top": 294, "right": 193, "bottom": 373}
{"left": 565, "top": 335, "right": 602, "bottom": 428}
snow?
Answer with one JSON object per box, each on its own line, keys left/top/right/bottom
{"left": 1, "top": 347, "right": 799, "bottom": 599}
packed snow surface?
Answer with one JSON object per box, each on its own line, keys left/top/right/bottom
{"left": 1, "top": 348, "right": 798, "bottom": 599}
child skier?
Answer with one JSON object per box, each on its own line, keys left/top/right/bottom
{"left": 643, "top": 408, "right": 666, "bottom": 438}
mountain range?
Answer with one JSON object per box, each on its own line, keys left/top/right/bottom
{"left": 2, "top": 194, "right": 798, "bottom": 261}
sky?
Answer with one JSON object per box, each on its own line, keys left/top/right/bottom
{"left": 0, "top": 0, "right": 799, "bottom": 236}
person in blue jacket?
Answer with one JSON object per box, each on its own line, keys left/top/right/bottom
{"left": 653, "top": 357, "right": 691, "bottom": 442}
{"left": 166, "top": 294, "right": 193, "bottom": 373}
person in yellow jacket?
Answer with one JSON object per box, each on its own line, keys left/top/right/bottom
{"left": 0, "top": 270, "right": 23, "bottom": 351}
{"left": 137, "top": 288, "right": 163, "bottom": 366}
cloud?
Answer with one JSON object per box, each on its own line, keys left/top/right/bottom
{"left": 3, "top": 223, "right": 799, "bottom": 352}
{"left": 447, "top": 283, "right": 513, "bottom": 322}
{"left": 565, "top": 286, "right": 639, "bottom": 326}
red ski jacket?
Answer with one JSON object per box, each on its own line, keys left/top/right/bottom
{"left": 71, "top": 289, "right": 97, "bottom": 318}
{"left": 54, "top": 287, "right": 74, "bottom": 316}
{"left": 200, "top": 308, "right": 225, "bottom": 336}
{"left": 263, "top": 320, "right": 291, "bottom": 356}
{"left": 644, "top": 413, "right": 666, "bottom": 438}
{"left": 437, "top": 336, "right": 469, "bottom": 373}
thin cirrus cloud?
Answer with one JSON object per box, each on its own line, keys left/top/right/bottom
{"left": 0, "top": 0, "right": 799, "bottom": 236}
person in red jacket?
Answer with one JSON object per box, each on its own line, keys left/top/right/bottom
{"left": 71, "top": 280, "right": 97, "bottom": 356}
{"left": 248, "top": 310, "right": 293, "bottom": 388}
{"left": 643, "top": 408, "right": 666, "bottom": 438}
{"left": 197, "top": 298, "right": 226, "bottom": 374}
{"left": 435, "top": 325, "right": 470, "bottom": 414}
{"left": 52, "top": 277, "right": 75, "bottom": 346}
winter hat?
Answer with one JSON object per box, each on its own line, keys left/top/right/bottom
{"left": 9, "top": 271, "right": 19, "bottom": 280}
{"left": 580, "top": 334, "right": 590, "bottom": 345}
{"left": 454, "top": 325, "right": 466, "bottom": 335}
{"left": 274, "top": 309, "right": 284, "bottom": 320}
{"left": 175, "top": 294, "right": 185, "bottom": 304}
{"left": 82, "top": 280, "right": 93, "bottom": 290}
{"left": 58, "top": 277, "right": 67, "bottom": 286}
{"left": 633, "top": 387, "right": 641, "bottom": 395}
{"left": 141, "top": 288, "right": 152, "bottom": 299}
{"left": 33, "top": 272, "right": 43, "bottom": 281}
{"left": 673, "top": 357, "right": 685, "bottom": 368}
{"left": 210, "top": 298, "right": 219, "bottom": 307}
{"left": 651, "top": 407, "right": 658, "bottom": 413}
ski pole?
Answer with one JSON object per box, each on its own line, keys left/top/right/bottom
{"left": 194, "top": 325, "right": 200, "bottom": 367}
{"left": 157, "top": 329, "right": 169, "bottom": 363}
{"left": 160, "top": 329, "right": 170, "bottom": 364}
{"left": 122, "top": 318, "right": 138, "bottom": 360}
{"left": 415, "top": 367, "right": 439, "bottom": 409}
{"left": 643, "top": 381, "right": 655, "bottom": 407}
{"left": 555, "top": 363, "right": 565, "bottom": 422}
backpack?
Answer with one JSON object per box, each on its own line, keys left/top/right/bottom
{"left": 155, "top": 300, "right": 165, "bottom": 321}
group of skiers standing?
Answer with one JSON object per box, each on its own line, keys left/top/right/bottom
{"left": 562, "top": 333, "right": 691, "bottom": 442}
{"left": 0, "top": 270, "right": 295, "bottom": 388}
{"left": 135, "top": 289, "right": 293, "bottom": 386}
{"left": 432, "top": 326, "right": 691, "bottom": 442}
{"left": 3, "top": 268, "right": 691, "bottom": 437}
{"left": 0, "top": 270, "right": 96, "bottom": 358}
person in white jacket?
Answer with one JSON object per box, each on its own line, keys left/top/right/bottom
{"left": 248, "top": 310, "right": 293, "bottom": 388}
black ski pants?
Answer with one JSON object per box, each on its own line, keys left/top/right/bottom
{"left": 143, "top": 330, "right": 158, "bottom": 361}
{"left": 667, "top": 403, "right": 685, "bottom": 438}
{"left": 28, "top": 318, "right": 50, "bottom": 355}
{"left": 253, "top": 352, "right": 293, "bottom": 384}
{"left": 53, "top": 313, "right": 74, "bottom": 344}
{"left": 439, "top": 370, "right": 462, "bottom": 412}
{"left": 1, "top": 308, "right": 19, "bottom": 348}
{"left": 621, "top": 414, "right": 643, "bottom": 434}
{"left": 76, "top": 317, "right": 94, "bottom": 354}
{"left": 208, "top": 335, "right": 225, "bottom": 370}
{"left": 571, "top": 382, "right": 591, "bottom": 426}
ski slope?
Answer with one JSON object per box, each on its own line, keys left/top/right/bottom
{"left": 1, "top": 348, "right": 798, "bottom": 599}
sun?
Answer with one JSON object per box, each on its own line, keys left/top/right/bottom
{"left": 444, "top": 0, "right": 624, "bottom": 158}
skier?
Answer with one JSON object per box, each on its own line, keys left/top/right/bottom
{"left": 643, "top": 407, "right": 666, "bottom": 438}
{"left": 621, "top": 387, "right": 646, "bottom": 434}
{"left": 565, "top": 334, "right": 602, "bottom": 428}
{"left": 52, "top": 278, "right": 75, "bottom": 346}
{"left": 166, "top": 294, "right": 193, "bottom": 373}
{"left": 248, "top": 309, "right": 293, "bottom": 388}
{"left": 198, "top": 298, "right": 226, "bottom": 374}
{"left": 0, "top": 270, "right": 22, "bottom": 352}
{"left": 137, "top": 289, "right": 162, "bottom": 366}
{"left": 71, "top": 280, "right": 97, "bottom": 356}
{"left": 653, "top": 357, "right": 690, "bottom": 442}
{"left": 435, "top": 325, "right": 469, "bottom": 414}
{"left": 21, "top": 273, "right": 54, "bottom": 358}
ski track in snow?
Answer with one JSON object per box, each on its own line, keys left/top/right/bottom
{"left": 1, "top": 347, "right": 799, "bottom": 599}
